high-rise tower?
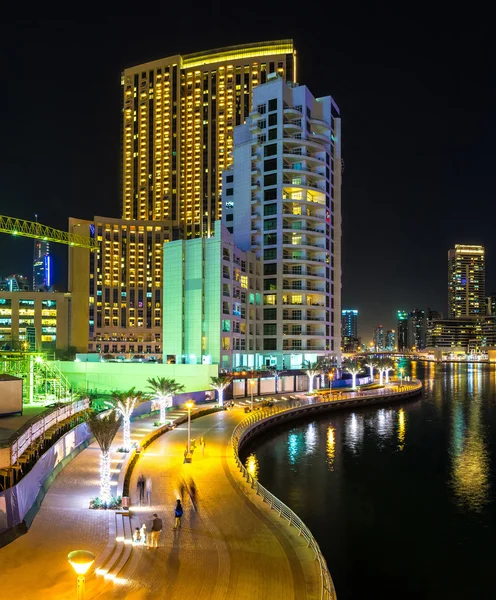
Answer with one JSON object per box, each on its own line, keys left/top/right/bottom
{"left": 448, "top": 245, "right": 485, "bottom": 318}
{"left": 121, "top": 40, "right": 296, "bottom": 238}
{"left": 222, "top": 76, "right": 341, "bottom": 368}
{"left": 33, "top": 235, "right": 52, "bottom": 291}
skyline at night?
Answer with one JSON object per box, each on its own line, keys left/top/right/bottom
{"left": 0, "top": 11, "right": 494, "bottom": 336}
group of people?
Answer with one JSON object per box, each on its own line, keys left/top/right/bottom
{"left": 133, "top": 472, "right": 199, "bottom": 548}
{"left": 137, "top": 473, "right": 152, "bottom": 505}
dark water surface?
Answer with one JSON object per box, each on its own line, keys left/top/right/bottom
{"left": 240, "top": 362, "right": 496, "bottom": 600}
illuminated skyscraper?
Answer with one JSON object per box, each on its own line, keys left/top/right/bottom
{"left": 448, "top": 244, "right": 485, "bottom": 318}
{"left": 373, "top": 325, "right": 384, "bottom": 351}
{"left": 121, "top": 40, "right": 296, "bottom": 238}
{"left": 222, "top": 76, "right": 341, "bottom": 368}
{"left": 385, "top": 329, "right": 395, "bottom": 351}
{"left": 33, "top": 239, "right": 52, "bottom": 291}
{"left": 397, "top": 310, "right": 408, "bottom": 351}
{"left": 342, "top": 310, "right": 359, "bottom": 352}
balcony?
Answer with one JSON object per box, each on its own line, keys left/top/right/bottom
{"left": 251, "top": 181, "right": 261, "bottom": 190}
{"left": 249, "top": 121, "right": 262, "bottom": 134}
{"left": 310, "top": 131, "right": 330, "bottom": 143}
{"left": 283, "top": 105, "right": 303, "bottom": 118}
{"left": 251, "top": 167, "right": 261, "bottom": 176}
{"left": 310, "top": 117, "right": 331, "bottom": 129}
{"left": 282, "top": 178, "right": 326, "bottom": 194}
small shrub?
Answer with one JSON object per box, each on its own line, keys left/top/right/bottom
{"left": 90, "top": 495, "right": 122, "bottom": 510}
{"left": 153, "top": 421, "right": 163, "bottom": 427}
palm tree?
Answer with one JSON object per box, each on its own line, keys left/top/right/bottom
{"left": 146, "top": 377, "right": 185, "bottom": 424}
{"left": 383, "top": 358, "right": 395, "bottom": 383}
{"left": 88, "top": 410, "right": 122, "bottom": 504}
{"left": 317, "top": 355, "right": 335, "bottom": 387}
{"left": 375, "top": 358, "right": 386, "bottom": 385}
{"left": 365, "top": 358, "right": 378, "bottom": 381}
{"left": 342, "top": 358, "right": 362, "bottom": 390}
{"left": 209, "top": 375, "right": 232, "bottom": 407}
{"left": 303, "top": 360, "right": 321, "bottom": 394}
{"left": 110, "top": 387, "right": 145, "bottom": 452}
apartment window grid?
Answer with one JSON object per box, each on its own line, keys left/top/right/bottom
{"left": 122, "top": 44, "right": 295, "bottom": 238}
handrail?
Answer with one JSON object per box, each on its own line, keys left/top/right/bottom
{"left": 231, "top": 379, "right": 423, "bottom": 600}
{"left": 2, "top": 398, "right": 90, "bottom": 467}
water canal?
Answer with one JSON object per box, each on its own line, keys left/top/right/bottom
{"left": 240, "top": 362, "right": 496, "bottom": 599}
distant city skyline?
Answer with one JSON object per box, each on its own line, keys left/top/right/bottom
{"left": 1, "top": 17, "right": 495, "bottom": 340}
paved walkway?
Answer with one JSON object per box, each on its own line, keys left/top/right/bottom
{"left": 0, "top": 408, "right": 176, "bottom": 599}
{"left": 104, "top": 408, "right": 320, "bottom": 600}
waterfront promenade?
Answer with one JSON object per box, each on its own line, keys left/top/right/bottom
{"left": 0, "top": 381, "right": 421, "bottom": 599}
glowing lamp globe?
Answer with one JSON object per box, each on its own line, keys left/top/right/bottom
{"left": 68, "top": 550, "right": 95, "bottom": 575}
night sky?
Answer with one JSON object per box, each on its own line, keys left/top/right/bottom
{"left": 0, "top": 9, "right": 494, "bottom": 340}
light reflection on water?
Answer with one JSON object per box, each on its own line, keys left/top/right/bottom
{"left": 450, "top": 396, "right": 489, "bottom": 512}
{"left": 326, "top": 426, "right": 335, "bottom": 471}
{"left": 244, "top": 362, "right": 496, "bottom": 600}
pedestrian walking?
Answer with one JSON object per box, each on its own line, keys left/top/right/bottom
{"left": 145, "top": 475, "right": 152, "bottom": 505}
{"left": 178, "top": 478, "right": 186, "bottom": 501}
{"left": 173, "top": 499, "right": 183, "bottom": 530}
{"left": 133, "top": 527, "right": 141, "bottom": 545}
{"left": 137, "top": 473, "right": 145, "bottom": 505}
{"left": 200, "top": 436, "right": 206, "bottom": 457}
{"left": 188, "top": 479, "right": 198, "bottom": 511}
{"left": 149, "top": 513, "right": 162, "bottom": 548}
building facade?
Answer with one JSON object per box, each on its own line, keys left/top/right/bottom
{"left": 448, "top": 244, "right": 485, "bottom": 318}
{"left": 0, "top": 291, "right": 69, "bottom": 352}
{"left": 407, "top": 308, "right": 427, "bottom": 350}
{"left": 385, "top": 329, "right": 396, "bottom": 351}
{"left": 68, "top": 216, "right": 173, "bottom": 356}
{"left": 121, "top": 40, "right": 296, "bottom": 238}
{"left": 33, "top": 240, "right": 52, "bottom": 291}
{"left": 341, "top": 309, "right": 359, "bottom": 352}
{"left": 162, "top": 221, "right": 262, "bottom": 368}
{"left": 397, "top": 311, "right": 408, "bottom": 351}
{"left": 486, "top": 295, "right": 496, "bottom": 316}
{"left": 426, "top": 317, "right": 496, "bottom": 355}
{"left": 0, "top": 275, "right": 30, "bottom": 292}
{"left": 221, "top": 76, "right": 341, "bottom": 368}
{"left": 373, "top": 325, "right": 384, "bottom": 351}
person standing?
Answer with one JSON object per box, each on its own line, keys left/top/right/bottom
{"left": 140, "top": 523, "right": 147, "bottom": 546}
{"left": 200, "top": 436, "right": 206, "bottom": 457}
{"left": 149, "top": 513, "right": 162, "bottom": 548}
{"left": 145, "top": 475, "right": 152, "bottom": 505}
{"left": 137, "top": 474, "right": 145, "bottom": 505}
{"left": 173, "top": 499, "right": 183, "bottom": 530}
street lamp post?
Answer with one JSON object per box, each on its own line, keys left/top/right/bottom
{"left": 185, "top": 400, "right": 194, "bottom": 460}
{"left": 249, "top": 379, "right": 255, "bottom": 412}
{"left": 68, "top": 550, "right": 95, "bottom": 600}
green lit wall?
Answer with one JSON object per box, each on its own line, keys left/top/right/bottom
{"left": 204, "top": 234, "right": 221, "bottom": 363}
{"left": 163, "top": 242, "right": 184, "bottom": 359}
{"left": 184, "top": 239, "right": 203, "bottom": 361}
{"left": 54, "top": 361, "right": 218, "bottom": 394}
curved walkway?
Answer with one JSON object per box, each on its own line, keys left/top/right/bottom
{"left": 103, "top": 408, "right": 321, "bottom": 599}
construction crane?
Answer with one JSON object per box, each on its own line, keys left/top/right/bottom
{"left": 0, "top": 214, "right": 96, "bottom": 249}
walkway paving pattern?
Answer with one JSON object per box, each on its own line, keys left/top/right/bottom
{"left": 0, "top": 404, "right": 321, "bottom": 600}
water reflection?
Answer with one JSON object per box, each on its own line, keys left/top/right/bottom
{"left": 288, "top": 432, "right": 301, "bottom": 464}
{"left": 245, "top": 453, "right": 259, "bottom": 479}
{"left": 326, "top": 426, "right": 336, "bottom": 471}
{"left": 345, "top": 413, "right": 364, "bottom": 452}
{"left": 451, "top": 396, "right": 489, "bottom": 512}
{"left": 305, "top": 423, "right": 317, "bottom": 454}
{"left": 397, "top": 408, "right": 406, "bottom": 451}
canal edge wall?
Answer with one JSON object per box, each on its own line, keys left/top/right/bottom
{"left": 231, "top": 381, "right": 423, "bottom": 600}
